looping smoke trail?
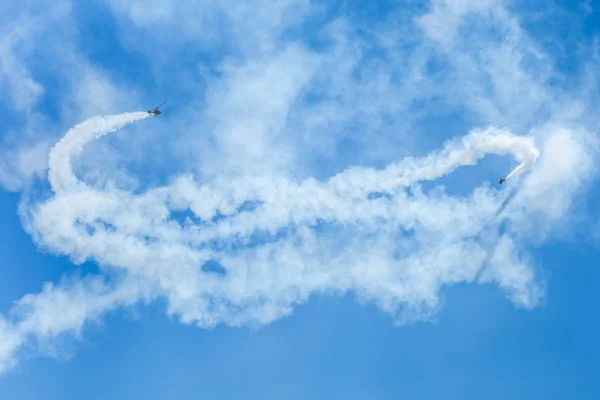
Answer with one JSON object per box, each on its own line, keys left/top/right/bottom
{"left": 0, "top": 113, "right": 545, "bottom": 376}
{"left": 48, "top": 112, "right": 150, "bottom": 194}
{"left": 34, "top": 113, "right": 542, "bottom": 310}
{"left": 38, "top": 115, "right": 542, "bottom": 259}
{"left": 37, "top": 113, "right": 543, "bottom": 284}
{"left": 47, "top": 112, "right": 538, "bottom": 202}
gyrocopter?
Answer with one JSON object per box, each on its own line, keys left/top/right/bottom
{"left": 147, "top": 102, "right": 166, "bottom": 116}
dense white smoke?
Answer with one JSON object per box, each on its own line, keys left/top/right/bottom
{"left": 1, "top": 112, "right": 545, "bottom": 375}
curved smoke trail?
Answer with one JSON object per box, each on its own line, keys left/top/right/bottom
{"left": 47, "top": 112, "right": 538, "bottom": 200}
{"left": 38, "top": 113, "right": 542, "bottom": 260}
{"left": 1, "top": 113, "right": 544, "bottom": 376}
{"left": 48, "top": 112, "right": 150, "bottom": 194}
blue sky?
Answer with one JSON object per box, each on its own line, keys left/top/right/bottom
{"left": 1, "top": 0, "right": 600, "bottom": 398}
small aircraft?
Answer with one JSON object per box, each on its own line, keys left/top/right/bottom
{"left": 148, "top": 101, "right": 166, "bottom": 116}
{"left": 499, "top": 177, "right": 505, "bottom": 185}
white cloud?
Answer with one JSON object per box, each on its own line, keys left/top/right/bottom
{"left": 199, "top": 44, "right": 323, "bottom": 178}
{"left": 500, "top": 126, "right": 599, "bottom": 243}
{"left": 415, "top": 0, "right": 557, "bottom": 132}
{"left": 0, "top": 20, "right": 44, "bottom": 111}
{"left": 105, "top": 0, "right": 312, "bottom": 61}
{"left": 0, "top": 140, "right": 51, "bottom": 191}
{"left": 0, "top": 275, "right": 154, "bottom": 373}
{"left": 521, "top": 128, "right": 597, "bottom": 216}
{"left": 478, "top": 234, "right": 543, "bottom": 308}
{"left": 416, "top": 0, "right": 510, "bottom": 45}
{"left": 0, "top": 317, "right": 22, "bottom": 375}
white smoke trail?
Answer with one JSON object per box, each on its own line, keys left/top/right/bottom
{"left": 503, "top": 133, "right": 540, "bottom": 180}
{"left": 1, "top": 113, "right": 545, "bottom": 375}
{"left": 357, "top": 127, "right": 540, "bottom": 192}
{"left": 36, "top": 116, "right": 542, "bottom": 254}
{"left": 34, "top": 114, "right": 544, "bottom": 270}
{"left": 35, "top": 114, "right": 544, "bottom": 298}
{"left": 48, "top": 112, "right": 150, "bottom": 194}
{"left": 46, "top": 111, "right": 539, "bottom": 200}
